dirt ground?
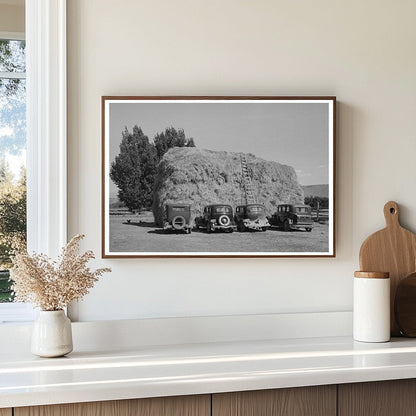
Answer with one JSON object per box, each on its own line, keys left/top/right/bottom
{"left": 109, "top": 211, "right": 329, "bottom": 253}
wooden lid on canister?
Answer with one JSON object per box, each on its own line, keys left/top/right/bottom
{"left": 354, "top": 271, "right": 390, "bottom": 279}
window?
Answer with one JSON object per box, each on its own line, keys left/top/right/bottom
{"left": 0, "top": 36, "right": 26, "bottom": 304}
{"left": 0, "top": 0, "right": 68, "bottom": 324}
{"left": 247, "top": 206, "right": 264, "bottom": 213}
{"left": 0, "top": 33, "right": 34, "bottom": 323}
{"left": 215, "top": 206, "right": 231, "bottom": 213}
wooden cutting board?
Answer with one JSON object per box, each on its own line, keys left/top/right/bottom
{"left": 359, "top": 201, "right": 416, "bottom": 336}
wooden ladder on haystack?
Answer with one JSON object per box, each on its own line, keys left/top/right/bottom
{"left": 240, "top": 153, "right": 256, "bottom": 205}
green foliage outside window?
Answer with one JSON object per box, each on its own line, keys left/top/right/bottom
{"left": 0, "top": 39, "right": 27, "bottom": 302}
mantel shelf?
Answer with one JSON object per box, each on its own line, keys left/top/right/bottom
{"left": 2, "top": 336, "right": 416, "bottom": 409}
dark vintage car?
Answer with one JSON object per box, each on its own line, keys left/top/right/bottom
{"left": 234, "top": 204, "right": 270, "bottom": 232}
{"left": 269, "top": 204, "right": 313, "bottom": 232}
{"left": 163, "top": 203, "right": 192, "bottom": 234}
{"left": 195, "top": 204, "right": 236, "bottom": 233}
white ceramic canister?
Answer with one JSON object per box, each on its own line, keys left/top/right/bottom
{"left": 353, "top": 271, "right": 390, "bottom": 342}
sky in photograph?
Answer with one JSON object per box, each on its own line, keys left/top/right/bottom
{"left": 108, "top": 101, "right": 330, "bottom": 197}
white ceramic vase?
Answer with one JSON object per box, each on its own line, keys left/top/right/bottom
{"left": 31, "top": 310, "right": 73, "bottom": 357}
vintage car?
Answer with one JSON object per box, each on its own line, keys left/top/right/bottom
{"left": 195, "top": 204, "right": 236, "bottom": 233}
{"left": 163, "top": 203, "right": 192, "bottom": 234}
{"left": 234, "top": 204, "right": 270, "bottom": 232}
{"left": 268, "top": 204, "right": 313, "bottom": 232}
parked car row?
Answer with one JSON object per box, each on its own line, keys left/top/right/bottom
{"left": 163, "top": 203, "right": 314, "bottom": 234}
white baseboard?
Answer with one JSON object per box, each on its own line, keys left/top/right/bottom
{"left": 0, "top": 311, "right": 352, "bottom": 353}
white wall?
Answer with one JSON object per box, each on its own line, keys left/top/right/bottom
{"left": 67, "top": 0, "right": 416, "bottom": 322}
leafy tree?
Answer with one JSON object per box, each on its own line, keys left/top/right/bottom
{"left": 0, "top": 40, "right": 27, "bottom": 302}
{"left": 154, "top": 127, "right": 195, "bottom": 160}
{"left": 110, "top": 126, "right": 157, "bottom": 211}
{"left": 0, "top": 40, "right": 25, "bottom": 72}
{"left": 0, "top": 162, "right": 26, "bottom": 269}
{"left": 0, "top": 40, "right": 26, "bottom": 156}
{"left": 111, "top": 126, "right": 196, "bottom": 211}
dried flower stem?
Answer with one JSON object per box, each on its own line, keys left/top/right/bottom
{"left": 10, "top": 235, "right": 111, "bottom": 310}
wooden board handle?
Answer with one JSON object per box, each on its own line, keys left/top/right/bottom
{"left": 384, "top": 201, "right": 400, "bottom": 228}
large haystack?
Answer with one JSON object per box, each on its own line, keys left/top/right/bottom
{"left": 152, "top": 147, "right": 304, "bottom": 226}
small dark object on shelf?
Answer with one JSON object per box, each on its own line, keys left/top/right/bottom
{"left": 395, "top": 272, "right": 416, "bottom": 337}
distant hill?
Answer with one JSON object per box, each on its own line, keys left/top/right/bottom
{"left": 302, "top": 184, "right": 329, "bottom": 199}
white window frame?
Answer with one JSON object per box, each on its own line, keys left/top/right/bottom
{"left": 0, "top": 0, "right": 67, "bottom": 324}
{"left": 26, "top": 0, "right": 67, "bottom": 256}
{"left": 0, "top": 31, "right": 32, "bottom": 323}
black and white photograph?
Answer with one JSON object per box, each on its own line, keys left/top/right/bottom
{"left": 102, "top": 97, "right": 335, "bottom": 257}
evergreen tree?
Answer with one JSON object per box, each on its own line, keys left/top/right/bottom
{"left": 110, "top": 126, "right": 157, "bottom": 211}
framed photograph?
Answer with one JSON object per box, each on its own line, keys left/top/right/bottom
{"left": 102, "top": 96, "right": 336, "bottom": 258}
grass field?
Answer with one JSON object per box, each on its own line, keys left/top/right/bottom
{"left": 109, "top": 211, "right": 329, "bottom": 254}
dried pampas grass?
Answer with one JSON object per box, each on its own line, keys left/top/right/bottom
{"left": 10, "top": 234, "right": 111, "bottom": 311}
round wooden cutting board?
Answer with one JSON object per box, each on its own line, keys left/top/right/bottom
{"left": 359, "top": 201, "right": 416, "bottom": 336}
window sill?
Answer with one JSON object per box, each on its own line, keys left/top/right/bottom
{"left": 0, "top": 303, "right": 36, "bottom": 324}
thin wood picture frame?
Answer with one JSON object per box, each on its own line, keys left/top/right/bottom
{"left": 102, "top": 96, "right": 336, "bottom": 258}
